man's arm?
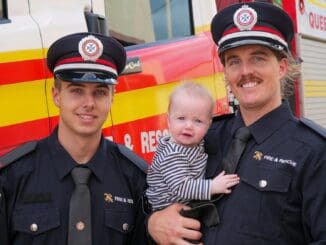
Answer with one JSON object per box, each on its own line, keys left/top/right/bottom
{"left": 303, "top": 152, "right": 326, "bottom": 243}
{"left": 147, "top": 203, "right": 202, "bottom": 245}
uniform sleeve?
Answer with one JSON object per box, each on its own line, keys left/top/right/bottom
{"left": 0, "top": 173, "right": 9, "bottom": 245}
{"left": 302, "top": 147, "right": 326, "bottom": 243}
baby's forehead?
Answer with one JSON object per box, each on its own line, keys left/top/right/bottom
{"left": 174, "top": 89, "right": 209, "bottom": 100}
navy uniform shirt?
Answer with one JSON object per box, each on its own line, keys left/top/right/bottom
{"left": 203, "top": 102, "right": 326, "bottom": 245}
{"left": 0, "top": 128, "right": 147, "bottom": 245}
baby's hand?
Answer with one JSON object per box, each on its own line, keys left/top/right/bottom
{"left": 211, "top": 171, "right": 240, "bottom": 195}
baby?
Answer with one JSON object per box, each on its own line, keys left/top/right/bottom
{"left": 146, "top": 82, "right": 239, "bottom": 211}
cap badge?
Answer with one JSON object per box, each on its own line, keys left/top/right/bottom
{"left": 233, "top": 5, "right": 258, "bottom": 31}
{"left": 78, "top": 35, "right": 103, "bottom": 61}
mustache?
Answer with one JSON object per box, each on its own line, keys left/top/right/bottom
{"left": 224, "top": 75, "right": 262, "bottom": 87}
{"left": 238, "top": 75, "right": 262, "bottom": 84}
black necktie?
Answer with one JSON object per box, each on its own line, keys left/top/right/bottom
{"left": 68, "top": 167, "right": 92, "bottom": 245}
{"left": 222, "top": 127, "right": 251, "bottom": 174}
{"left": 180, "top": 127, "right": 251, "bottom": 231}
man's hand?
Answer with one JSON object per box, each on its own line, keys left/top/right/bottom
{"left": 148, "top": 203, "right": 202, "bottom": 245}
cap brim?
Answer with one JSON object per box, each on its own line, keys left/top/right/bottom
{"left": 55, "top": 71, "right": 117, "bottom": 84}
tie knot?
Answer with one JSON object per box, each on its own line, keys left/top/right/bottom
{"left": 234, "top": 127, "right": 251, "bottom": 142}
{"left": 71, "top": 167, "right": 91, "bottom": 185}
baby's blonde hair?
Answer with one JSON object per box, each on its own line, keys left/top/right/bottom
{"left": 168, "top": 81, "right": 215, "bottom": 116}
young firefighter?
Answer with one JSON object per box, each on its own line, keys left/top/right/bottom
{"left": 0, "top": 32, "right": 147, "bottom": 245}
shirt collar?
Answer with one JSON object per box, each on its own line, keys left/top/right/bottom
{"left": 48, "top": 128, "right": 75, "bottom": 180}
{"left": 86, "top": 137, "right": 107, "bottom": 182}
{"left": 236, "top": 101, "right": 293, "bottom": 144}
{"left": 48, "top": 127, "right": 107, "bottom": 182}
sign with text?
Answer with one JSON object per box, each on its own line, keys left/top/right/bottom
{"left": 296, "top": 0, "right": 326, "bottom": 39}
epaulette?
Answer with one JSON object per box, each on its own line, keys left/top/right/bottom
{"left": 212, "top": 113, "right": 235, "bottom": 122}
{"left": 0, "top": 141, "right": 37, "bottom": 170}
{"left": 117, "top": 144, "right": 148, "bottom": 173}
{"left": 300, "top": 117, "right": 326, "bottom": 139}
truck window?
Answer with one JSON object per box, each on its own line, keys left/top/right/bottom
{"left": 0, "top": 0, "right": 9, "bottom": 22}
{"left": 104, "top": 0, "right": 193, "bottom": 46}
{"left": 0, "top": 0, "right": 3, "bottom": 18}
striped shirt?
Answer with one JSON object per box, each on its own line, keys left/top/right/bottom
{"left": 146, "top": 135, "right": 211, "bottom": 211}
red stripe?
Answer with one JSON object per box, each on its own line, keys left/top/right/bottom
{"left": 55, "top": 57, "right": 117, "bottom": 70}
{"left": 223, "top": 26, "right": 285, "bottom": 40}
{"left": 0, "top": 59, "right": 52, "bottom": 85}
{"left": 116, "top": 33, "right": 216, "bottom": 93}
{"left": 0, "top": 117, "right": 59, "bottom": 156}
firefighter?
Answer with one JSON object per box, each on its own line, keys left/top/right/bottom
{"left": 0, "top": 32, "right": 147, "bottom": 245}
{"left": 147, "top": 2, "right": 326, "bottom": 244}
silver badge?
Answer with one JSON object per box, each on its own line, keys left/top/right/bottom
{"left": 78, "top": 35, "right": 103, "bottom": 61}
{"left": 233, "top": 5, "right": 258, "bottom": 31}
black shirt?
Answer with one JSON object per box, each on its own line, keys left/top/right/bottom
{"left": 0, "top": 128, "right": 147, "bottom": 244}
{"left": 203, "top": 102, "right": 326, "bottom": 245}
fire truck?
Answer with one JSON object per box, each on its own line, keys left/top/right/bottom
{"left": 0, "top": 0, "right": 325, "bottom": 162}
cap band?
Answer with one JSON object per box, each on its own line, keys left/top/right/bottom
{"left": 55, "top": 57, "right": 117, "bottom": 69}
{"left": 223, "top": 26, "right": 285, "bottom": 40}
{"left": 218, "top": 30, "right": 288, "bottom": 49}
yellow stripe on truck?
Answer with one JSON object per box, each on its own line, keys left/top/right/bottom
{"left": 0, "top": 79, "right": 49, "bottom": 126}
{"left": 0, "top": 49, "right": 45, "bottom": 63}
{"left": 106, "top": 75, "right": 226, "bottom": 126}
{"left": 1, "top": 74, "right": 226, "bottom": 127}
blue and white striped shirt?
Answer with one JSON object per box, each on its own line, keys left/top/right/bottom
{"left": 146, "top": 135, "right": 211, "bottom": 211}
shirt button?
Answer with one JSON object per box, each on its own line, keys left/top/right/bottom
{"left": 76, "top": 221, "right": 85, "bottom": 231}
{"left": 122, "top": 223, "right": 129, "bottom": 231}
{"left": 259, "top": 180, "right": 268, "bottom": 188}
{"left": 30, "top": 223, "right": 38, "bottom": 232}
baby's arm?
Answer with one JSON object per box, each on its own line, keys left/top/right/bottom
{"left": 211, "top": 171, "right": 240, "bottom": 195}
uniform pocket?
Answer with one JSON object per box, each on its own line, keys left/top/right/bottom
{"left": 104, "top": 207, "right": 134, "bottom": 234}
{"left": 241, "top": 164, "right": 292, "bottom": 193}
{"left": 230, "top": 162, "right": 293, "bottom": 240}
{"left": 12, "top": 207, "right": 60, "bottom": 235}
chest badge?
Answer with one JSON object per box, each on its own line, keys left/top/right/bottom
{"left": 253, "top": 151, "right": 263, "bottom": 160}
{"left": 104, "top": 193, "right": 113, "bottom": 203}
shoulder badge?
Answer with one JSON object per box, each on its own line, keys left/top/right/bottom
{"left": 300, "top": 117, "right": 326, "bottom": 139}
{"left": 117, "top": 144, "right": 148, "bottom": 173}
{"left": 0, "top": 141, "right": 37, "bottom": 170}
